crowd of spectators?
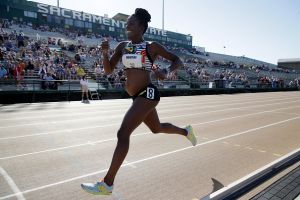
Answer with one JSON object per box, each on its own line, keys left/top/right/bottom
{"left": 0, "top": 18, "right": 299, "bottom": 91}
{"left": 0, "top": 19, "right": 93, "bottom": 90}
{"left": 181, "top": 57, "right": 300, "bottom": 88}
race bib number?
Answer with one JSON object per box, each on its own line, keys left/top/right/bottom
{"left": 146, "top": 87, "right": 155, "bottom": 99}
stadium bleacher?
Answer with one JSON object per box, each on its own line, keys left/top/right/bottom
{"left": 0, "top": 18, "right": 299, "bottom": 93}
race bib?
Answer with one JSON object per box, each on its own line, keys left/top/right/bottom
{"left": 146, "top": 87, "right": 155, "bottom": 99}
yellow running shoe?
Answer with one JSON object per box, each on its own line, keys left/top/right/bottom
{"left": 185, "top": 125, "right": 197, "bottom": 146}
{"left": 81, "top": 180, "right": 113, "bottom": 195}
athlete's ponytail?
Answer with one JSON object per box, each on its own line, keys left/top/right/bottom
{"left": 133, "top": 8, "right": 151, "bottom": 34}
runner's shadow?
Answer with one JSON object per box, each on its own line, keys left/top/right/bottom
{"left": 211, "top": 178, "right": 224, "bottom": 192}
{"left": 200, "top": 178, "right": 225, "bottom": 200}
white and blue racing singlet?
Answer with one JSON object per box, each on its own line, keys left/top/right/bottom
{"left": 122, "top": 41, "right": 153, "bottom": 71}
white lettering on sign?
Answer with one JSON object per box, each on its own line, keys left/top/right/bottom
{"left": 36, "top": 3, "right": 171, "bottom": 37}
{"left": 92, "top": 15, "right": 102, "bottom": 24}
{"left": 72, "top": 11, "right": 82, "bottom": 20}
{"left": 120, "top": 21, "right": 126, "bottom": 29}
{"left": 102, "top": 18, "right": 110, "bottom": 26}
{"left": 82, "top": 13, "right": 92, "bottom": 22}
{"left": 149, "top": 27, "right": 156, "bottom": 35}
{"left": 50, "top": 6, "right": 60, "bottom": 15}
{"left": 61, "top": 9, "right": 71, "bottom": 18}
{"left": 111, "top": 19, "right": 119, "bottom": 27}
{"left": 37, "top": 4, "right": 48, "bottom": 14}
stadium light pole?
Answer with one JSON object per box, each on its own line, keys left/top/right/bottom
{"left": 162, "top": 0, "right": 164, "bottom": 31}
{"left": 57, "top": 0, "right": 59, "bottom": 7}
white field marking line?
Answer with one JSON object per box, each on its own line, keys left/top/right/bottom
{"left": 0, "top": 167, "right": 26, "bottom": 200}
{"left": 1, "top": 116, "right": 299, "bottom": 200}
{"left": 1, "top": 95, "right": 296, "bottom": 122}
{"left": 1, "top": 105, "right": 299, "bottom": 160}
{"left": 1, "top": 94, "right": 299, "bottom": 121}
{"left": 0, "top": 96, "right": 299, "bottom": 129}
{"left": 1, "top": 102, "right": 299, "bottom": 142}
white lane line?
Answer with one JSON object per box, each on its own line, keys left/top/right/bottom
{"left": 0, "top": 116, "right": 299, "bottom": 200}
{"left": 267, "top": 111, "right": 300, "bottom": 116}
{"left": 0, "top": 167, "right": 26, "bottom": 200}
{"left": 87, "top": 141, "right": 95, "bottom": 146}
{"left": 124, "top": 160, "right": 137, "bottom": 169}
{"left": 1, "top": 97, "right": 299, "bottom": 131}
{"left": 0, "top": 97, "right": 251, "bottom": 119}
{"left": 1, "top": 101, "right": 299, "bottom": 141}
{"left": 1, "top": 105, "right": 299, "bottom": 160}
{"left": 0, "top": 108, "right": 127, "bottom": 121}
{"left": 0, "top": 123, "right": 120, "bottom": 140}
{"left": 189, "top": 105, "right": 300, "bottom": 126}
{"left": 0, "top": 96, "right": 298, "bottom": 128}
{"left": 1, "top": 94, "right": 294, "bottom": 117}
{"left": 258, "top": 150, "right": 267, "bottom": 153}
{"left": 0, "top": 93, "right": 297, "bottom": 115}
{"left": 0, "top": 133, "right": 146, "bottom": 160}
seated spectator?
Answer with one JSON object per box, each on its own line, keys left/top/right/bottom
{"left": 25, "top": 60, "right": 35, "bottom": 76}
{"left": 94, "top": 65, "right": 103, "bottom": 81}
{"left": 70, "top": 65, "right": 77, "bottom": 80}
{"left": 42, "top": 72, "right": 55, "bottom": 89}
{"left": 75, "top": 53, "right": 81, "bottom": 62}
{"left": 17, "top": 33, "right": 25, "bottom": 48}
{"left": 38, "top": 63, "right": 47, "bottom": 78}
{"left": 56, "top": 64, "right": 65, "bottom": 79}
{"left": 0, "top": 49, "right": 4, "bottom": 61}
{"left": 0, "top": 65, "right": 7, "bottom": 79}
